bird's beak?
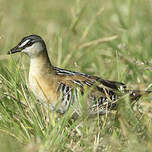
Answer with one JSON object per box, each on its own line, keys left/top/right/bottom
{"left": 7, "top": 45, "right": 22, "bottom": 55}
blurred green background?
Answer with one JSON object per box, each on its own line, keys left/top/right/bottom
{"left": 0, "top": 0, "right": 152, "bottom": 151}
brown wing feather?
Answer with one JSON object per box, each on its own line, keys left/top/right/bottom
{"left": 54, "top": 67, "right": 151, "bottom": 114}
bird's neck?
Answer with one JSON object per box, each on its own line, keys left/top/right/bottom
{"left": 29, "top": 52, "right": 54, "bottom": 75}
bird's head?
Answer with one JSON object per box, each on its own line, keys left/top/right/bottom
{"left": 8, "top": 35, "right": 46, "bottom": 58}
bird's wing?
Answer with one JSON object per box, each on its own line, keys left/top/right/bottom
{"left": 54, "top": 66, "right": 126, "bottom": 91}
{"left": 54, "top": 67, "right": 151, "bottom": 114}
{"left": 54, "top": 67, "right": 127, "bottom": 114}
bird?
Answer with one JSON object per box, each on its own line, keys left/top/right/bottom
{"left": 7, "top": 34, "right": 151, "bottom": 116}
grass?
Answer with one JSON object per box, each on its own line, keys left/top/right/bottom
{"left": 0, "top": 0, "right": 152, "bottom": 151}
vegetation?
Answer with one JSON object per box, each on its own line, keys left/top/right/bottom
{"left": 0, "top": 0, "right": 152, "bottom": 151}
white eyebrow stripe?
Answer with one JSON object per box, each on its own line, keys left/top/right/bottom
{"left": 19, "top": 39, "right": 30, "bottom": 47}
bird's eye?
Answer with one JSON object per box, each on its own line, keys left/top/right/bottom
{"left": 27, "top": 41, "right": 33, "bottom": 46}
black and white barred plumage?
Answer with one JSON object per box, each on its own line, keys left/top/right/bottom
{"left": 53, "top": 67, "right": 145, "bottom": 115}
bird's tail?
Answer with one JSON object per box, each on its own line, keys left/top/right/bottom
{"left": 128, "top": 90, "right": 152, "bottom": 101}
